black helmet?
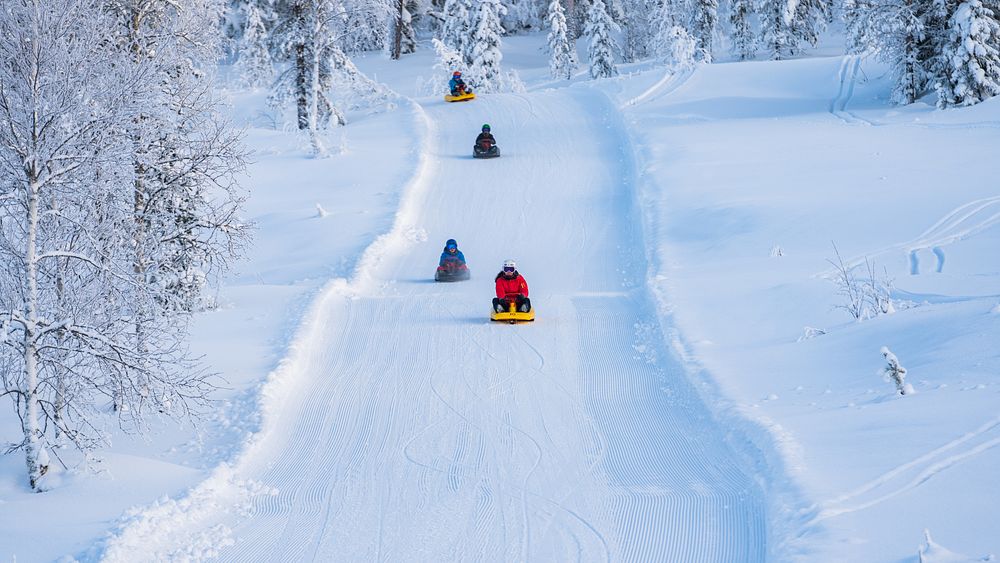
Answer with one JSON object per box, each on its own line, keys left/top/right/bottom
{"left": 482, "top": 124, "right": 490, "bottom": 132}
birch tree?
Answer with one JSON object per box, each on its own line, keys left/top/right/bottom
{"left": 0, "top": 0, "right": 220, "bottom": 491}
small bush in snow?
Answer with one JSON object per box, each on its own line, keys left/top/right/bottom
{"left": 880, "top": 346, "right": 913, "bottom": 395}
{"left": 828, "top": 243, "right": 895, "bottom": 321}
{"left": 797, "top": 327, "right": 827, "bottom": 341}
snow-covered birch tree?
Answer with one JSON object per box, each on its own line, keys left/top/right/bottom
{"left": 548, "top": 0, "right": 579, "bottom": 79}
{"left": 0, "top": 0, "right": 221, "bottom": 491}
{"left": 271, "top": 0, "right": 351, "bottom": 154}
{"left": 936, "top": 0, "right": 1000, "bottom": 106}
{"left": 105, "top": 0, "right": 250, "bottom": 316}
{"left": 585, "top": 0, "right": 620, "bottom": 78}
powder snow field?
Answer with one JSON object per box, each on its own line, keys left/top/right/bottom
{"left": 2, "top": 34, "right": 999, "bottom": 563}
{"left": 607, "top": 54, "right": 1000, "bottom": 561}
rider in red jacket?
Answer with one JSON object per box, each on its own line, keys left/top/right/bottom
{"left": 493, "top": 259, "right": 530, "bottom": 313}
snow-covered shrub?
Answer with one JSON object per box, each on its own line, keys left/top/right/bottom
{"left": 828, "top": 244, "right": 868, "bottom": 320}
{"left": 797, "top": 327, "right": 827, "bottom": 341}
{"left": 828, "top": 245, "right": 895, "bottom": 321}
{"left": 864, "top": 258, "right": 896, "bottom": 316}
{"left": 880, "top": 346, "right": 913, "bottom": 395}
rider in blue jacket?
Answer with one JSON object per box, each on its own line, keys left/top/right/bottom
{"left": 439, "top": 239, "right": 467, "bottom": 267}
{"left": 449, "top": 71, "right": 470, "bottom": 96}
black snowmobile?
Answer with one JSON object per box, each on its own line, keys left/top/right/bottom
{"left": 435, "top": 262, "right": 471, "bottom": 282}
{"left": 473, "top": 137, "right": 500, "bottom": 159}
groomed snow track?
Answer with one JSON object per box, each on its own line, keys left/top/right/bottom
{"left": 107, "top": 87, "right": 767, "bottom": 561}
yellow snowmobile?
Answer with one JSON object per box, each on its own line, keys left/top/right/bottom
{"left": 490, "top": 300, "right": 535, "bottom": 324}
{"left": 445, "top": 90, "right": 475, "bottom": 103}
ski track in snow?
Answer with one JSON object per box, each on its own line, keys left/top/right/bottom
{"left": 105, "top": 87, "right": 766, "bottom": 561}
{"left": 621, "top": 67, "right": 695, "bottom": 109}
{"left": 830, "top": 55, "right": 872, "bottom": 127}
{"left": 811, "top": 416, "right": 1000, "bottom": 523}
{"left": 821, "top": 195, "right": 1000, "bottom": 278}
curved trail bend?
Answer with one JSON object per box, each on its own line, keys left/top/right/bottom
{"left": 189, "top": 88, "right": 767, "bottom": 561}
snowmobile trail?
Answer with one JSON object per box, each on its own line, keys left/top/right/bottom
{"left": 122, "top": 88, "right": 767, "bottom": 561}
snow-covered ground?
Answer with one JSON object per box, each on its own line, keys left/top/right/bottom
{"left": 2, "top": 34, "right": 999, "bottom": 563}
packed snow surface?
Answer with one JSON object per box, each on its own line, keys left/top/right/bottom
{"left": 2, "top": 35, "right": 999, "bottom": 563}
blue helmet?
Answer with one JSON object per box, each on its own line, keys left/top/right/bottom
{"left": 445, "top": 238, "right": 458, "bottom": 252}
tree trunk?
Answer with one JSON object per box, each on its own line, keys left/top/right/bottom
{"left": 565, "top": 0, "right": 577, "bottom": 39}
{"left": 294, "top": 1, "right": 309, "bottom": 130}
{"left": 391, "top": 0, "right": 403, "bottom": 59}
{"left": 23, "top": 177, "right": 47, "bottom": 491}
{"left": 308, "top": 37, "right": 327, "bottom": 157}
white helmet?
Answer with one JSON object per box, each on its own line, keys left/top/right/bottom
{"left": 503, "top": 259, "right": 516, "bottom": 271}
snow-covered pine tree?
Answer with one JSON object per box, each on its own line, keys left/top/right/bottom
{"left": 504, "top": 0, "right": 544, "bottom": 31}
{"left": 621, "top": 0, "right": 654, "bottom": 62}
{"left": 691, "top": 0, "right": 718, "bottom": 61}
{"left": 759, "top": 0, "right": 830, "bottom": 59}
{"left": 660, "top": 25, "right": 698, "bottom": 67}
{"left": 440, "top": 0, "right": 467, "bottom": 51}
{"left": 873, "top": 0, "right": 933, "bottom": 104}
{"left": 564, "top": 0, "right": 580, "bottom": 38}
{"left": 729, "top": 0, "right": 757, "bottom": 60}
{"left": 548, "top": 0, "right": 579, "bottom": 79}
{"left": 585, "top": 0, "right": 620, "bottom": 78}
{"left": 469, "top": 0, "right": 508, "bottom": 91}
{"left": 844, "top": 0, "right": 877, "bottom": 54}
{"left": 758, "top": 0, "right": 791, "bottom": 58}
{"left": 924, "top": 0, "right": 958, "bottom": 90}
{"left": 649, "top": 0, "right": 698, "bottom": 68}
{"left": 936, "top": 0, "right": 1000, "bottom": 106}
{"left": 237, "top": 0, "right": 276, "bottom": 88}
{"left": 339, "top": 0, "right": 392, "bottom": 53}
